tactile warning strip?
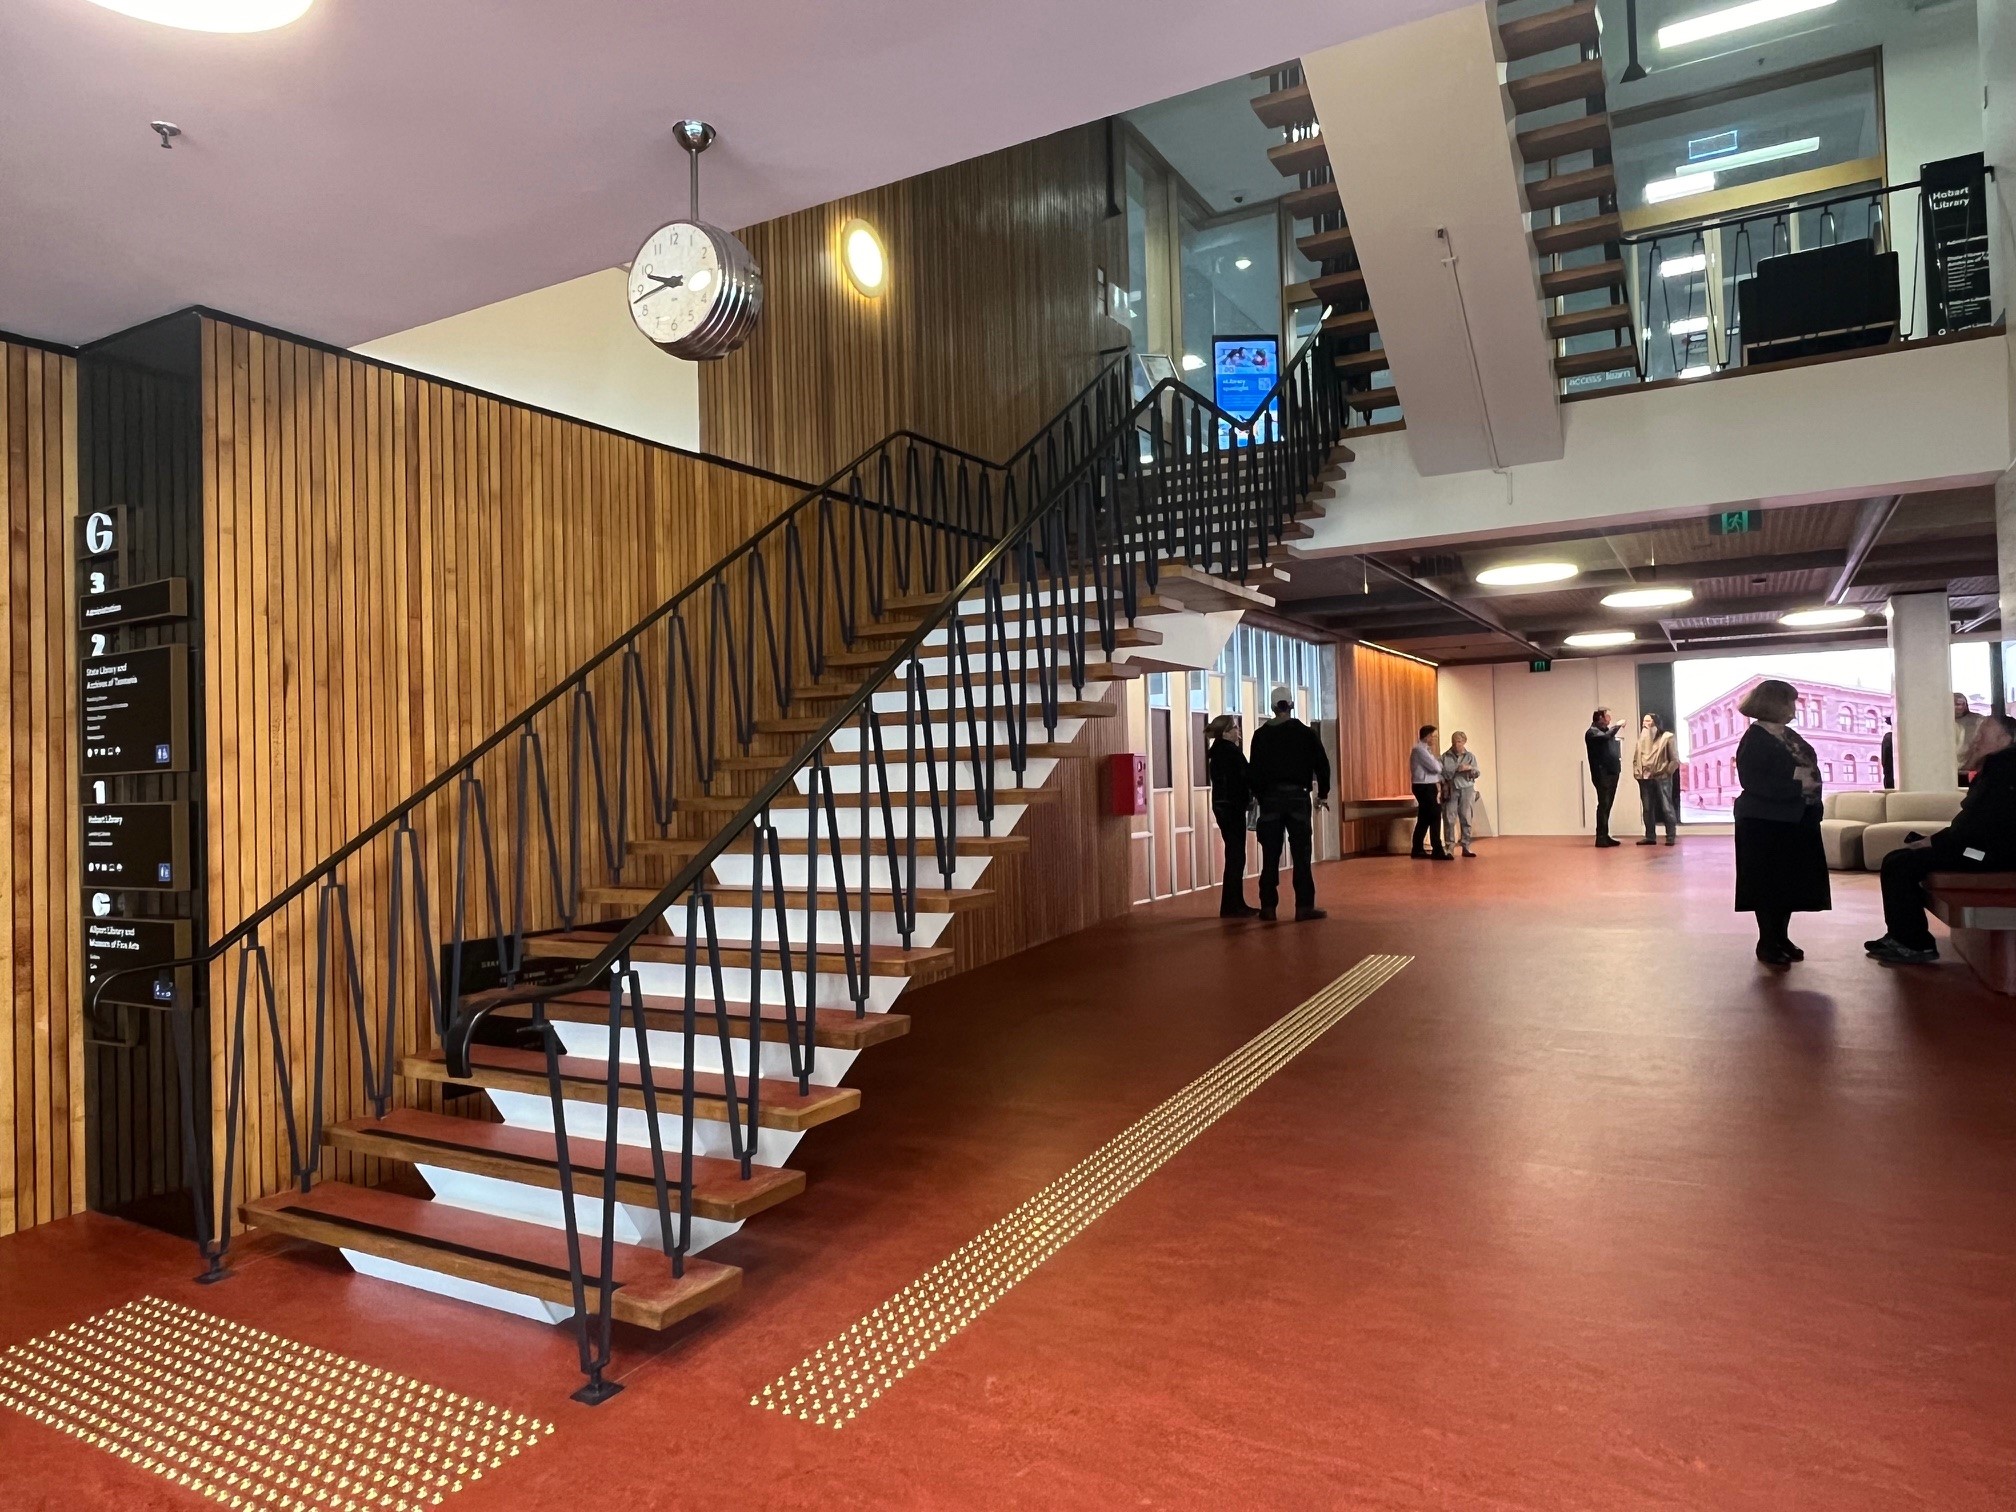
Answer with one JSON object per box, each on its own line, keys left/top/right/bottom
{"left": 0, "top": 1296, "right": 551, "bottom": 1509}
{"left": 754, "top": 952, "right": 1412, "bottom": 1427}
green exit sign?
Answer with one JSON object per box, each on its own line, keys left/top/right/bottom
{"left": 1529, "top": 659, "right": 1553, "bottom": 673}
{"left": 1709, "top": 509, "right": 1759, "bottom": 536}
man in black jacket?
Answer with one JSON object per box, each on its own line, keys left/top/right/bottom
{"left": 1249, "top": 685, "right": 1332, "bottom": 922}
{"left": 1585, "top": 708, "right": 1624, "bottom": 847}
{"left": 1867, "top": 715, "right": 2016, "bottom": 965}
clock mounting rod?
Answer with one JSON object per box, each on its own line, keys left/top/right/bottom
{"left": 672, "top": 119, "right": 717, "bottom": 221}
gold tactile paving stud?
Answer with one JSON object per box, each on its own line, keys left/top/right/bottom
{"left": 754, "top": 953, "right": 1413, "bottom": 1428}
{"left": 0, "top": 1296, "right": 554, "bottom": 1510}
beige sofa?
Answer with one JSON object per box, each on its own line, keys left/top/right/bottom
{"left": 1819, "top": 790, "right": 1966, "bottom": 871}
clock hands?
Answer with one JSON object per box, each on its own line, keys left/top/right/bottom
{"left": 630, "top": 268, "right": 686, "bottom": 306}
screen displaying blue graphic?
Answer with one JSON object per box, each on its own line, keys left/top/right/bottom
{"left": 1212, "top": 335, "right": 1279, "bottom": 447}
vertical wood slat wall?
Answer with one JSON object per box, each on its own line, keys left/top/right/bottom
{"left": 198, "top": 317, "right": 804, "bottom": 1210}
{"left": 1337, "top": 644, "right": 1441, "bottom": 855}
{"left": 699, "top": 122, "right": 1125, "bottom": 480}
{"left": 0, "top": 339, "right": 84, "bottom": 1236}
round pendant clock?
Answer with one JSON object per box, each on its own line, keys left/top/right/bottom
{"left": 626, "top": 122, "right": 763, "bottom": 361}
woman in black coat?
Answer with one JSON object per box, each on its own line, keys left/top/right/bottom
{"left": 1732, "top": 677, "right": 1831, "bottom": 965}
{"left": 1205, "top": 714, "right": 1254, "bottom": 918}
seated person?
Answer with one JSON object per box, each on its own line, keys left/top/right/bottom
{"left": 1867, "top": 715, "right": 2016, "bottom": 965}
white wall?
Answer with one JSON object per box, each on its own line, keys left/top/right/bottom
{"left": 354, "top": 268, "right": 702, "bottom": 451}
{"left": 1300, "top": 331, "right": 2013, "bottom": 553}
{"left": 1439, "top": 657, "right": 1645, "bottom": 836}
{"left": 1883, "top": 4, "right": 1985, "bottom": 339}
{"left": 1983, "top": 0, "right": 2016, "bottom": 452}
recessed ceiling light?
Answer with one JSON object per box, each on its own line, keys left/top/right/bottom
{"left": 85, "top": 0, "right": 313, "bottom": 30}
{"left": 1645, "top": 171, "right": 1717, "bottom": 205}
{"left": 1674, "top": 137, "right": 1820, "bottom": 176}
{"left": 1565, "top": 630, "right": 1639, "bottom": 648}
{"left": 840, "top": 219, "right": 887, "bottom": 297}
{"left": 1661, "top": 254, "right": 1708, "bottom": 278}
{"left": 1779, "top": 605, "right": 1867, "bottom": 627}
{"left": 1601, "top": 586, "right": 1696, "bottom": 609}
{"left": 1234, "top": 258, "right": 1253, "bottom": 270}
{"left": 1475, "top": 561, "right": 1579, "bottom": 587}
{"left": 1180, "top": 353, "right": 1206, "bottom": 371}
{"left": 1659, "top": 0, "right": 1836, "bottom": 50}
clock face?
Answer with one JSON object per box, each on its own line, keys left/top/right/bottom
{"left": 627, "top": 221, "right": 725, "bottom": 348}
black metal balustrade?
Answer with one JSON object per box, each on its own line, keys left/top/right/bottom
{"left": 91, "top": 334, "right": 1347, "bottom": 1402}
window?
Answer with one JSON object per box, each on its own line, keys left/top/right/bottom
{"left": 1843, "top": 754, "right": 1858, "bottom": 783}
{"left": 1824, "top": 761, "right": 1835, "bottom": 783}
{"left": 1861, "top": 707, "right": 1877, "bottom": 734}
{"left": 1180, "top": 207, "right": 1281, "bottom": 366}
{"left": 1837, "top": 706, "right": 1852, "bottom": 731}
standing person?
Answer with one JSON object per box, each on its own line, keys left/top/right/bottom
{"left": 1204, "top": 714, "right": 1254, "bottom": 919}
{"left": 1248, "top": 686, "right": 1332, "bottom": 922}
{"left": 1867, "top": 715, "right": 2016, "bottom": 964}
{"left": 1585, "top": 708, "right": 1625, "bottom": 847}
{"left": 1632, "top": 712, "right": 1679, "bottom": 847}
{"left": 1732, "top": 678, "right": 1830, "bottom": 966}
{"left": 1408, "top": 724, "right": 1451, "bottom": 861}
{"left": 1880, "top": 717, "right": 1895, "bottom": 789}
{"left": 1441, "top": 730, "right": 1480, "bottom": 858}
{"left": 1956, "top": 693, "right": 1985, "bottom": 786}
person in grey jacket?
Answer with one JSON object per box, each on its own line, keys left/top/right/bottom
{"left": 1441, "top": 731, "right": 1481, "bottom": 858}
{"left": 1409, "top": 725, "right": 1451, "bottom": 861}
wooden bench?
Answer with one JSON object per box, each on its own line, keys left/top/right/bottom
{"left": 1341, "top": 796, "right": 1424, "bottom": 855}
{"left": 1926, "top": 873, "right": 2016, "bottom": 996}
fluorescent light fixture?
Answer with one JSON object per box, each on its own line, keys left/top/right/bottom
{"left": 1180, "top": 353, "right": 1206, "bottom": 371}
{"left": 1779, "top": 605, "right": 1867, "bottom": 627}
{"left": 1678, "top": 136, "right": 1820, "bottom": 176}
{"left": 1659, "top": 0, "right": 1835, "bottom": 49}
{"left": 1678, "top": 364, "right": 1714, "bottom": 379}
{"left": 84, "top": 0, "right": 312, "bottom": 29}
{"left": 1234, "top": 258, "right": 1253, "bottom": 270}
{"left": 1601, "top": 586, "right": 1696, "bottom": 609}
{"left": 1564, "top": 630, "right": 1639, "bottom": 649}
{"left": 1661, "top": 254, "right": 1708, "bottom": 278}
{"left": 840, "top": 219, "right": 887, "bottom": 296}
{"left": 1475, "top": 561, "right": 1579, "bottom": 587}
{"left": 1668, "top": 316, "right": 1710, "bottom": 336}
{"left": 1645, "top": 171, "right": 1717, "bottom": 205}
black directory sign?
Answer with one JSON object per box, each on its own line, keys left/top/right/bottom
{"left": 82, "top": 802, "right": 192, "bottom": 891}
{"left": 84, "top": 914, "right": 192, "bottom": 1010}
{"left": 82, "top": 645, "right": 191, "bottom": 776}
{"left": 1921, "top": 153, "right": 1990, "bottom": 336}
{"left": 80, "top": 577, "right": 188, "bottom": 632}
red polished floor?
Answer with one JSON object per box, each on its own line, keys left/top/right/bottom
{"left": 5, "top": 837, "right": 2015, "bottom": 1510}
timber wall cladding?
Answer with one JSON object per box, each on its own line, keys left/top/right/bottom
{"left": 1, "top": 339, "right": 84, "bottom": 1236}
{"left": 1338, "top": 643, "right": 1439, "bottom": 856}
{"left": 699, "top": 121, "right": 1126, "bottom": 480}
{"left": 198, "top": 316, "right": 804, "bottom": 1206}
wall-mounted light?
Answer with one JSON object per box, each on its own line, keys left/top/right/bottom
{"left": 86, "top": 0, "right": 313, "bottom": 30}
{"left": 840, "top": 218, "right": 887, "bottom": 297}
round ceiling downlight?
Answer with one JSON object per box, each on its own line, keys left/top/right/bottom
{"left": 85, "top": 0, "right": 314, "bottom": 31}
{"left": 1600, "top": 586, "right": 1695, "bottom": 609}
{"left": 841, "top": 219, "right": 887, "bottom": 297}
{"left": 1564, "top": 630, "right": 1639, "bottom": 649}
{"left": 1474, "top": 561, "right": 1579, "bottom": 587}
{"left": 1779, "top": 606, "right": 1867, "bottom": 627}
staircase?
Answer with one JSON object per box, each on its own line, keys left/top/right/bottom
{"left": 1251, "top": 65, "right": 1400, "bottom": 428}
{"left": 1497, "top": 0, "right": 1642, "bottom": 390}
{"left": 105, "top": 349, "right": 1351, "bottom": 1400}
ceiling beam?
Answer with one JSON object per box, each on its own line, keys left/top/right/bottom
{"left": 1826, "top": 494, "right": 1900, "bottom": 604}
{"left": 1358, "top": 556, "right": 1553, "bottom": 661}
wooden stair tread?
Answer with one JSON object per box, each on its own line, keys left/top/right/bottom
{"left": 1527, "top": 163, "right": 1615, "bottom": 212}
{"left": 1347, "top": 386, "right": 1399, "bottom": 413}
{"left": 490, "top": 991, "right": 911, "bottom": 1050}
{"left": 1309, "top": 268, "right": 1368, "bottom": 302}
{"left": 793, "top": 665, "right": 1142, "bottom": 701}
{"left": 1282, "top": 181, "right": 1341, "bottom": 220}
{"left": 1532, "top": 212, "right": 1622, "bottom": 257}
{"left": 1298, "top": 225, "right": 1354, "bottom": 262}
{"left": 1548, "top": 302, "right": 1633, "bottom": 339}
{"left": 819, "top": 623, "right": 1164, "bottom": 668}
{"left": 1499, "top": 1, "right": 1600, "bottom": 61}
{"left": 1334, "top": 349, "right": 1389, "bottom": 378}
{"left": 672, "top": 783, "right": 1059, "bottom": 811}
{"left": 1267, "top": 135, "right": 1329, "bottom": 178}
{"left": 538, "top": 929, "right": 954, "bottom": 978}
{"left": 242, "top": 1181, "right": 740, "bottom": 1330}
{"left": 1250, "top": 81, "right": 1314, "bottom": 130}
{"left": 325, "top": 1109, "right": 804, "bottom": 1222}
{"left": 1320, "top": 309, "right": 1377, "bottom": 338}
{"left": 582, "top": 881, "right": 995, "bottom": 913}
{"left": 405, "top": 1047, "right": 863, "bottom": 1132}
{"left": 629, "top": 831, "right": 1031, "bottom": 860}
{"left": 756, "top": 699, "right": 1115, "bottom": 734}
{"left": 1506, "top": 57, "right": 1606, "bottom": 115}
{"left": 1540, "top": 258, "right": 1625, "bottom": 298}
{"left": 1554, "top": 346, "right": 1641, "bottom": 379}
{"left": 1518, "top": 111, "right": 1611, "bottom": 164}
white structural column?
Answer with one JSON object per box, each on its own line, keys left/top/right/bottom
{"left": 1889, "top": 592, "right": 1955, "bottom": 791}
{"left": 1300, "top": 3, "right": 1563, "bottom": 476}
{"left": 1998, "top": 464, "right": 2016, "bottom": 637}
